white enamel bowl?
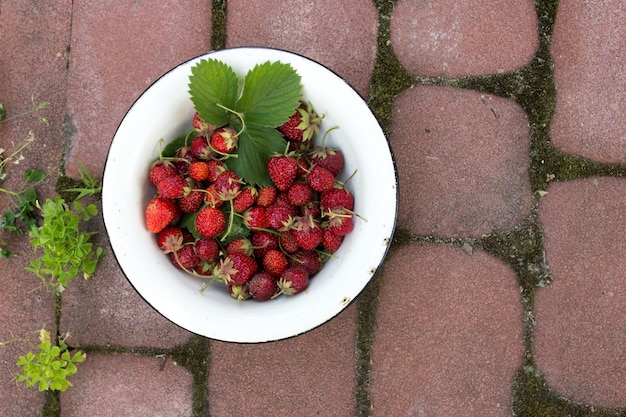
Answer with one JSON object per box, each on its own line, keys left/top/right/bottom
{"left": 102, "top": 47, "right": 397, "bottom": 343}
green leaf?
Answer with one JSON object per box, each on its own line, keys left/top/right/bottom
{"left": 237, "top": 61, "right": 302, "bottom": 127}
{"left": 188, "top": 59, "right": 239, "bottom": 127}
{"left": 218, "top": 205, "right": 250, "bottom": 245}
{"left": 24, "top": 169, "right": 46, "bottom": 183}
{"left": 162, "top": 129, "right": 197, "bottom": 158}
{"left": 225, "top": 123, "right": 286, "bottom": 186}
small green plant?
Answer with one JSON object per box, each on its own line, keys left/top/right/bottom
{"left": 3, "top": 328, "right": 86, "bottom": 391}
{"left": 26, "top": 196, "right": 104, "bottom": 292}
{"left": 60, "top": 164, "right": 103, "bottom": 200}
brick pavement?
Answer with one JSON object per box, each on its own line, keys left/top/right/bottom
{"left": 0, "top": 1, "right": 624, "bottom": 416}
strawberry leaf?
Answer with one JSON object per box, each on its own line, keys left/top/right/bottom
{"left": 226, "top": 123, "right": 286, "bottom": 186}
{"left": 237, "top": 61, "right": 302, "bottom": 127}
{"left": 188, "top": 59, "right": 239, "bottom": 127}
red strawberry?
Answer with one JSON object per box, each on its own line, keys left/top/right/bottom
{"left": 178, "top": 188, "right": 203, "bottom": 213}
{"left": 247, "top": 272, "right": 277, "bottom": 301}
{"left": 204, "top": 184, "right": 223, "bottom": 208}
{"left": 256, "top": 186, "right": 277, "bottom": 207}
{"left": 322, "top": 228, "right": 343, "bottom": 253}
{"left": 192, "top": 111, "right": 216, "bottom": 138}
{"left": 216, "top": 252, "right": 258, "bottom": 286}
{"left": 214, "top": 170, "right": 242, "bottom": 201}
{"left": 169, "top": 245, "right": 199, "bottom": 270}
{"left": 321, "top": 187, "right": 354, "bottom": 211}
{"left": 277, "top": 102, "right": 323, "bottom": 142}
{"left": 232, "top": 186, "right": 258, "bottom": 212}
{"left": 174, "top": 146, "right": 197, "bottom": 174}
{"left": 300, "top": 201, "right": 321, "bottom": 219}
{"left": 189, "top": 161, "right": 210, "bottom": 181}
{"left": 156, "top": 227, "right": 184, "bottom": 254}
{"left": 145, "top": 197, "right": 180, "bottom": 233}
{"left": 229, "top": 284, "right": 251, "bottom": 301}
{"left": 266, "top": 204, "right": 296, "bottom": 231}
{"left": 251, "top": 230, "right": 279, "bottom": 259}
{"left": 279, "top": 230, "right": 300, "bottom": 254}
{"left": 287, "top": 182, "right": 313, "bottom": 206}
{"left": 325, "top": 208, "right": 354, "bottom": 236}
{"left": 205, "top": 159, "right": 226, "bottom": 182}
{"left": 291, "top": 250, "right": 322, "bottom": 276}
{"left": 292, "top": 214, "right": 324, "bottom": 251}
{"left": 243, "top": 206, "right": 269, "bottom": 230}
{"left": 210, "top": 127, "right": 238, "bottom": 154}
{"left": 149, "top": 162, "right": 177, "bottom": 186}
{"left": 195, "top": 206, "right": 226, "bottom": 238}
{"left": 267, "top": 155, "right": 298, "bottom": 191}
{"left": 191, "top": 136, "right": 212, "bottom": 159}
{"left": 309, "top": 146, "right": 344, "bottom": 177}
{"left": 226, "top": 237, "right": 254, "bottom": 256}
{"left": 195, "top": 237, "right": 220, "bottom": 261}
{"left": 306, "top": 165, "right": 335, "bottom": 192}
{"left": 277, "top": 266, "right": 309, "bottom": 295}
{"left": 262, "top": 249, "right": 288, "bottom": 277}
{"left": 157, "top": 175, "right": 189, "bottom": 199}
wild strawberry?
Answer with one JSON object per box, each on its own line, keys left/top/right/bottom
{"left": 256, "top": 186, "right": 277, "bottom": 207}
{"left": 216, "top": 252, "right": 258, "bottom": 286}
{"left": 210, "top": 127, "right": 238, "bottom": 154}
{"left": 321, "top": 187, "right": 354, "bottom": 211}
{"left": 274, "top": 191, "right": 294, "bottom": 208}
{"left": 205, "top": 159, "right": 226, "bottom": 182}
{"left": 251, "top": 230, "right": 279, "bottom": 259}
{"left": 262, "top": 249, "right": 288, "bottom": 277}
{"left": 267, "top": 155, "right": 298, "bottom": 191}
{"left": 169, "top": 245, "right": 199, "bottom": 270}
{"left": 156, "top": 227, "right": 184, "bottom": 254}
{"left": 325, "top": 208, "right": 354, "bottom": 236}
{"left": 226, "top": 237, "right": 254, "bottom": 256}
{"left": 174, "top": 146, "right": 197, "bottom": 174}
{"left": 195, "top": 237, "right": 220, "bottom": 261}
{"left": 191, "top": 136, "right": 212, "bottom": 159}
{"left": 277, "top": 266, "right": 309, "bottom": 295}
{"left": 247, "top": 272, "right": 277, "bottom": 301}
{"left": 145, "top": 196, "right": 180, "bottom": 233}
{"left": 287, "top": 182, "right": 313, "bottom": 206}
{"left": 232, "top": 185, "right": 258, "bottom": 212}
{"left": 288, "top": 138, "right": 313, "bottom": 153}
{"left": 306, "top": 165, "right": 335, "bottom": 192}
{"left": 266, "top": 204, "right": 296, "bottom": 231}
{"left": 291, "top": 250, "right": 322, "bottom": 276}
{"left": 189, "top": 161, "right": 210, "bottom": 181}
{"left": 243, "top": 206, "right": 269, "bottom": 230}
{"left": 309, "top": 146, "right": 344, "bottom": 177}
{"left": 300, "top": 201, "right": 321, "bottom": 219}
{"left": 214, "top": 170, "right": 242, "bottom": 201}
{"left": 194, "top": 260, "right": 215, "bottom": 277}
{"left": 192, "top": 111, "right": 216, "bottom": 138}
{"left": 277, "top": 102, "right": 323, "bottom": 142}
{"left": 149, "top": 162, "right": 177, "bottom": 186}
{"left": 157, "top": 175, "right": 189, "bottom": 199}
{"left": 322, "top": 228, "right": 343, "bottom": 253}
{"left": 292, "top": 215, "right": 323, "bottom": 251}
{"left": 178, "top": 187, "right": 203, "bottom": 213}
{"left": 204, "top": 184, "right": 223, "bottom": 208}
{"left": 279, "top": 229, "right": 300, "bottom": 254}
{"left": 229, "top": 284, "right": 251, "bottom": 301}
{"left": 195, "top": 206, "right": 226, "bottom": 238}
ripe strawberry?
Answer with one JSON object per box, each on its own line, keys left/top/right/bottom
{"left": 192, "top": 111, "right": 216, "bottom": 138}
{"left": 174, "top": 146, "right": 197, "bottom": 174}
{"left": 321, "top": 187, "right": 354, "bottom": 212}
{"left": 216, "top": 252, "right": 258, "bottom": 286}
{"left": 300, "top": 201, "right": 321, "bottom": 219}
{"left": 226, "top": 237, "right": 254, "bottom": 256}
{"left": 262, "top": 249, "right": 288, "bottom": 277}
{"left": 309, "top": 146, "right": 344, "bottom": 177}
{"left": 322, "top": 228, "right": 343, "bottom": 253}
{"left": 291, "top": 250, "right": 322, "bottom": 276}
{"left": 247, "top": 272, "right": 277, "bottom": 301}
{"left": 191, "top": 136, "right": 212, "bottom": 159}
{"left": 229, "top": 284, "right": 251, "bottom": 301}
{"left": 195, "top": 206, "right": 226, "bottom": 238}
{"left": 189, "top": 161, "right": 210, "bottom": 181}
{"left": 215, "top": 170, "right": 242, "bottom": 201}
{"left": 256, "top": 186, "right": 277, "bottom": 207}
{"left": 267, "top": 155, "right": 298, "bottom": 191}
{"left": 277, "top": 102, "right": 323, "bottom": 142}
{"left": 292, "top": 215, "right": 323, "bottom": 251}
{"left": 156, "top": 227, "right": 184, "bottom": 254}
{"left": 149, "top": 162, "right": 177, "bottom": 186}
{"left": 232, "top": 185, "right": 258, "bottom": 212}
{"left": 157, "top": 175, "right": 189, "bottom": 199}
{"left": 306, "top": 165, "right": 335, "bottom": 192}
{"left": 145, "top": 196, "right": 180, "bottom": 233}
{"left": 205, "top": 159, "right": 226, "bottom": 182}
{"left": 169, "top": 244, "right": 199, "bottom": 270}
{"left": 287, "top": 182, "right": 313, "bottom": 206}
{"left": 251, "top": 230, "right": 279, "bottom": 259}
{"left": 325, "top": 208, "right": 354, "bottom": 236}
{"left": 195, "top": 237, "right": 220, "bottom": 261}
{"left": 178, "top": 188, "right": 203, "bottom": 213}
{"left": 210, "top": 127, "right": 238, "bottom": 154}
{"left": 279, "top": 229, "right": 300, "bottom": 254}
{"left": 204, "top": 184, "right": 224, "bottom": 208}
{"left": 277, "top": 266, "right": 309, "bottom": 295}
{"left": 266, "top": 204, "right": 296, "bottom": 231}
{"left": 243, "top": 206, "right": 269, "bottom": 230}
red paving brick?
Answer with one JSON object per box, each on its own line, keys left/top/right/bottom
{"left": 208, "top": 304, "right": 357, "bottom": 417}
{"left": 370, "top": 244, "right": 525, "bottom": 416}
{"left": 60, "top": 353, "right": 193, "bottom": 417}
{"left": 390, "top": 0, "right": 539, "bottom": 77}
{"left": 225, "top": 0, "right": 378, "bottom": 97}
{"left": 534, "top": 178, "right": 626, "bottom": 408}
{"left": 391, "top": 85, "right": 533, "bottom": 237}
{"left": 550, "top": 0, "right": 626, "bottom": 163}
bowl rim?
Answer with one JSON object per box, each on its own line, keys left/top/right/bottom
{"left": 102, "top": 46, "right": 399, "bottom": 343}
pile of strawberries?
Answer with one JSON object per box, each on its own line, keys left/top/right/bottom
{"left": 144, "top": 101, "right": 356, "bottom": 301}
